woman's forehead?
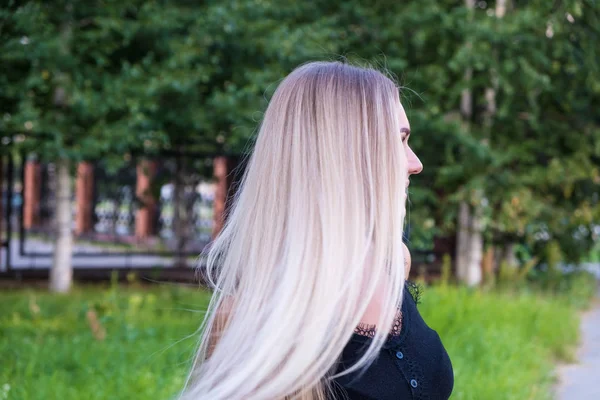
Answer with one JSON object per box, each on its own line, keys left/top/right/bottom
{"left": 398, "top": 102, "right": 410, "bottom": 130}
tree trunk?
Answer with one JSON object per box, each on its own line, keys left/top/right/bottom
{"left": 485, "top": 0, "right": 509, "bottom": 277}
{"left": 496, "top": 0, "right": 508, "bottom": 18}
{"left": 49, "top": 7, "right": 74, "bottom": 292}
{"left": 212, "top": 156, "right": 229, "bottom": 239}
{"left": 456, "top": 201, "right": 470, "bottom": 282}
{"left": 455, "top": 0, "right": 483, "bottom": 286}
{"left": 49, "top": 158, "right": 73, "bottom": 293}
{"left": 484, "top": 0, "right": 508, "bottom": 131}
{"left": 467, "top": 204, "right": 483, "bottom": 285}
{"left": 456, "top": 201, "right": 483, "bottom": 286}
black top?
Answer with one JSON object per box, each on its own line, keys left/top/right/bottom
{"left": 332, "top": 283, "right": 454, "bottom": 400}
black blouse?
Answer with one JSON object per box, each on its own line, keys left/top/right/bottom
{"left": 332, "top": 283, "right": 454, "bottom": 400}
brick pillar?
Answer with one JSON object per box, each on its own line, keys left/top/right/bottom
{"left": 212, "top": 157, "right": 228, "bottom": 239}
{"left": 211, "top": 156, "right": 244, "bottom": 239}
{"left": 75, "top": 162, "right": 94, "bottom": 235}
{"left": 135, "top": 160, "right": 157, "bottom": 239}
{"left": 23, "top": 160, "right": 41, "bottom": 229}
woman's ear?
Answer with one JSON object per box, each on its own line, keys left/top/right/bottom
{"left": 402, "top": 242, "right": 411, "bottom": 280}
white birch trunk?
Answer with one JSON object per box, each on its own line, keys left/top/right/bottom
{"left": 456, "top": 201, "right": 483, "bottom": 286}
{"left": 466, "top": 203, "right": 483, "bottom": 285}
{"left": 455, "top": 0, "right": 483, "bottom": 286}
{"left": 49, "top": 159, "right": 73, "bottom": 293}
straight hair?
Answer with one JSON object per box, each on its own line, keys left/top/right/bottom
{"left": 179, "top": 61, "right": 408, "bottom": 400}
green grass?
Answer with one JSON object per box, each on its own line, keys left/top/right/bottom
{"left": 419, "top": 283, "right": 588, "bottom": 400}
{"left": 0, "top": 283, "right": 210, "bottom": 400}
{"left": 0, "top": 278, "right": 595, "bottom": 400}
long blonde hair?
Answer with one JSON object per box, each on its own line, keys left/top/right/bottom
{"left": 180, "top": 61, "right": 408, "bottom": 400}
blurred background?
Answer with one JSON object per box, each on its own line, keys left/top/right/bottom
{"left": 1, "top": 1, "right": 599, "bottom": 399}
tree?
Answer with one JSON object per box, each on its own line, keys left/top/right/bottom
{"left": 1, "top": 1, "right": 151, "bottom": 291}
{"left": 463, "top": 0, "right": 600, "bottom": 267}
{"left": 310, "top": 0, "right": 599, "bottom": 276}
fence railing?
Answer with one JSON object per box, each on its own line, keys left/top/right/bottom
{"left": 2, "top": 150, "right": 244, "bottom": 272}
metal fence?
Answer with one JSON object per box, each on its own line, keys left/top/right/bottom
{"left": 1, "top": 150, "right": 230, "bottom": 275}
{"left": 1, "top": 151, "right": 18, "bottom": 273}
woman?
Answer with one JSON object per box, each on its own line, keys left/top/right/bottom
{"left": 179, "top": 61, "right": 454, "bottom": 399}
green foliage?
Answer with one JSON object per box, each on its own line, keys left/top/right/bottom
{"left": 1, "top": 1, "right": 144, "bottom": 160}
{"left": 1, "top": 0, "right": 341, "bottom": 160}
{"left": 323, "top": 0, "right": 600, "bottom": 262}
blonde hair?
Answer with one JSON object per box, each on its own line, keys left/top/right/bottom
{"left": 180, "top": 61, "right": 408, "bottom": 400}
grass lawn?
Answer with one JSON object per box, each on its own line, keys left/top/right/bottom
{"left": 420, "top": 284, "right": 587, "bottom": 400}
{"left": 0, "top": 283, "right": 210, "bottom": 400}
{"left": 0, "top": 277, "right": 594, "bottom": 400}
